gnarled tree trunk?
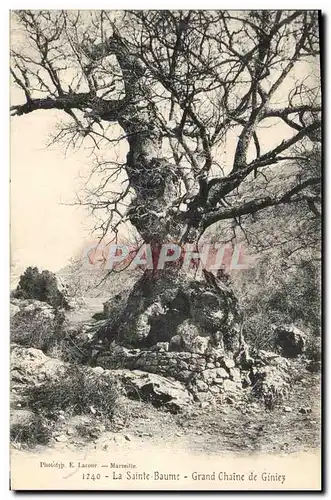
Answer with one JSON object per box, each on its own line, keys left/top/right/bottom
{"left": 89, "top": 33, "right": 243, "bottom": 354}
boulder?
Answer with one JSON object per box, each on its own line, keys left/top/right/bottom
{"left": 112, "top": 369, "right": 193, "bottom": 413}
{"left": 155, "top": 342, "right": 169, "bottom": 352}
{"left": 274, "top": 325, "right": 306, "bottom": 358}
{"left": 250, "top": 364, "right": 290, "bottom": 409}
{"left": 169, "top": 335, "right": 182, "bottom": 352}
{"left": 11, "top": 344, "right": 66, "bottom": 386}
{"left": 10, "top": 303, "right": 20, "bottom": 318}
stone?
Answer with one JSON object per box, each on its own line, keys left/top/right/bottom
{"left": 194, "top": 379, "right": 209, "bottom": 392}
{"left": 216, "top": 368, "right": 229, "bottom": 379}
{"left": 91, "top": 367, "right": 104, "bottom": 375}
{"left": 209, "top": 386, "right": 220, "bottom": 394}
{"left": 11, "top": 344, "right": 66, "bottom": 386}
{"left": 169, "top": 335, "right": 182, "bottom": 352}
{"left": 274, "top": 325, "right": 306, "bottom": 358}
{"left": 55, "top": 434, "right": 68, "bottom": 443}
{"left": 206, "top": 362, "right": 215, "bottom": 369}
{"left": 283, "top": 406, "right": 292, "bottom": 413}
{"left": 113, "top": 369, "right": 193, "bottom": 413}
{"left": 177, "top": 370, "right": 192, "bottom": 382}
{"left": 155, "top": 342, "right": 169, "bottom": 352}
{"left": 10, "top": 304, "right": 20, "bottom": 318}
{"left": 223, "top": 358, "right": 235, "bottom": 369}
{"left": 188, "top": 335, "right": 210, "bottom": 355}
{"left": 178, "top": 360, "right": 189, "bottom": 370}
{"left": 229, "top": 368, "right": 241, "bottom": 382}
{"left": 299, "top": 407, "right": 312, "bottom": 414}
{"left": 201, "top": 368, "right": 218, "bottom": 381}
{"left": 195, "top": 392, "right": 215, "bottom": 403}
{"left": 223, "top": 379, "right": 240, "bottom": 392}
{"left": 250, "top": 364, "right": 290, "bottom": 409}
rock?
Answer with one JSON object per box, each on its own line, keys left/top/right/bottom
{"left": 113, "top": 369, "right": 193, "bottom": 413}
{"left": 225, "top": 396, "right": 235, "bottom": 405}
{"left": 201, "top": 368, "right": 218, "bottom": 381}
{"left": 216, "top": 368, "right": 229, "bottom": 378}
{"left": 306, "top": 360, "right": 321, "bottom": 373}
{"left": 124, "top": 434, "right": 131, "bottom": 441}
{"left": 55, "top": 434, "right": 68, "bottom": 443}
{"left": 10, "top": 304, "right": 20, "bottom": 318}
{"left": 11, "top": 345, "right": 66, "bottom": 386}
{"left": 229, "top": 367, "right": 241, "bottom": 382}
{"left": 283, "top": 406, "right": 292, "bottom": 413}
{"left": 223, "top": 379, "right": 240, "bottom": 393}
{"left": 188, "top": 336, "right": 210, "bottom": 355}
{"left": 177, "top": 370, "right": 192, "bottom": 382}
{"left": 91, "top": 366, "right": 104, "bottom": 375}
{"left": 250, "top": 364, "right": 290, "bottom": 409}
{"left": 299, "top": 407, "right": 312, "bottom": 414}
{"left": 169, "top": 335, "right": 182, "bottom": 352}
{"left": 194, "top": 379, "right": 209, "bottom": 392}
{"left": 195, "top": 392, "right": 215, "bottom": 403}
{"left": 274, "top": 325, "right": 306, "bottom": 358}
{"left": 223, "top": 358, "right": 235, "bottom": 369}
{"left": 214, "top": 377, "right": 225, "bottom": 385}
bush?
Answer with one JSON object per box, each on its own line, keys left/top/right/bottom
{"left": 305, "top": 336, "right": 321, "bottom": 363}
{"left": 26, "top": 365, "right": 119, "bottom": 420}
{"left": 11, "top": 303, "right": 66, "bottom": 354}
{"left": 232, "top": 255, "right": 321, "bottom": 352}
{"left": 11, "top": 418, "right": 53, "bottom": 447}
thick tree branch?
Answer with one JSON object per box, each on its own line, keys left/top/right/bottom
{"left": 202, "top": 176, "right": 321, "bottom": 229}
{"left": 10, "top": 93, "right": 125, "bottom": 120}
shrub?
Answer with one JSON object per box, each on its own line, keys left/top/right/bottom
{"left": 11, "top": 410, "right": 53, "bottom": 447}
{"left": 26, "top": 365, "right": 119, "bottom": 420}
{"left": 305, "top": 336, "right": 321, "bottom": 363}
{"left": 11, "top": 304, "right": 66, "bottom": 354}
{"left": 232, "top": 255, "right": 321, "bottom": 352}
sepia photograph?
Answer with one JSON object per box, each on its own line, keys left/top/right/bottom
{"left": 9, "top": 9, "right": 322, "bottom": 491}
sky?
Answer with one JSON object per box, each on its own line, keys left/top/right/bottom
{"left": 10, "top": 86, "right": 96, "bottom": 274}
{"left": 10, "top": 16, "right": 320, "bottom": 276}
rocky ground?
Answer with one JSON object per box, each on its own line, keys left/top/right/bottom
{"left": 10, "top": 295, "right": 321, "bottom": 458}
{"left": 11, "top": 353, "right": 320, "bottom": 457}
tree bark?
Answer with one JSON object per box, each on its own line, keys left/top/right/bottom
{"left": 85, "top": 31, "right": 244, "bottom": 353}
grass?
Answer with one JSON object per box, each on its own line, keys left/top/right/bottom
{"left": 26, "top": 365, "right": 119, "bottom": 419}
{"left": 11, "top": 417, "right": 53, "bottom": 447}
